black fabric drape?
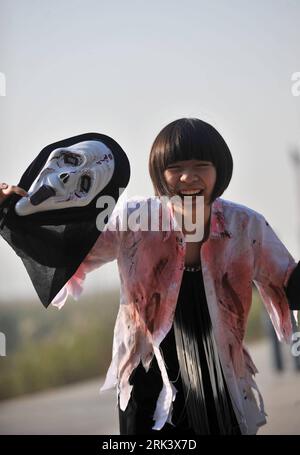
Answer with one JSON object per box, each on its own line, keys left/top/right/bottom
{"left": 0, "top": 133, "right": 130, "bottom": 307}
{"left": 285, "top": 261, "right": 300, "bottom": 310}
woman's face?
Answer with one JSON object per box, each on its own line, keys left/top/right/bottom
{"left": 163, "top": 159, "right": 217, "bottom": 205}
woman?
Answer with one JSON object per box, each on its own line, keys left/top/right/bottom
{"left": 1, "top": 118, "right": 299, "bottom": 435}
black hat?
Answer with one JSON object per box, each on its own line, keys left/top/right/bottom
{"left": 0, "top": 132, "right": 130, "bottom": 307}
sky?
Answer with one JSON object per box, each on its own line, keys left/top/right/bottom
{"left": 0, "top": 0, "right": 299, "bottom": 303}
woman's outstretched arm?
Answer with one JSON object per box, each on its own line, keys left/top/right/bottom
{"left": 50, "top": 204, "right": 121, "bottom": 309}
{"left": 252, "top": 213, "right": 299, "bottom": 340}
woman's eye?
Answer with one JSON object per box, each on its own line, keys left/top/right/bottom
{"left": 80, "top": 175, "right": 91, "bottom": 193}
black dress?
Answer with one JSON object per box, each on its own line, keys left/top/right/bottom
{"left": 118, "top": 269, "right": 241, "bottom": 435}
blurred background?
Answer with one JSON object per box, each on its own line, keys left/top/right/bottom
{"left": 0, "top": 0, "right": 299, "bottom": 435}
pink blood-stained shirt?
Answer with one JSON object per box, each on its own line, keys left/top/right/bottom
{"left": 51, "top": 196, "right": 297, "bottom": 435}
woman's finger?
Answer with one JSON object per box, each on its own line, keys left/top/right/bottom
{"left": 13, "top": 186, "right": 28, "bottom": 196}
{"left": 1, "top": 184, "right": 28, "bottom": 197}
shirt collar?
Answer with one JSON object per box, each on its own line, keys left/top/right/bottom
{"left": 165, "top": 196, "right": 231, "bottom": 240}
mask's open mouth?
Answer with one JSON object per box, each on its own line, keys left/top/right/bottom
{"left": 30, "top": 185, "right": 56, "bottom": 205}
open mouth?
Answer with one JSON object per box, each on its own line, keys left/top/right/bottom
{"left": 30, "top": 185, "right": 56, "bottom": 205}
{"left": 178, "top": 189, "right": 204, "bottom": 197}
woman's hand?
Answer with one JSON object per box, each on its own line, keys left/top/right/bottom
{"left": 0, "top": 183, "right": 28, "bottom": 205}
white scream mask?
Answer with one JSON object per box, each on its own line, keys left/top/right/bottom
{"left": 15, "top": 140, "right": 115, "bottom": 216}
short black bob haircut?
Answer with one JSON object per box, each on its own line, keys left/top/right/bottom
{"left": 149, "top": 118, "right": 233, "bottom": 203}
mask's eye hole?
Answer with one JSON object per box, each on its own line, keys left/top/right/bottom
{"left": 63, "top": 153, "right": 80, "bottom": 166}
{"left": 80, "top": 175, "right": 91, "bottom": 193}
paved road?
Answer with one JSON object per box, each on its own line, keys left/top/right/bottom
{"left": 0, "top": 340, "right": 299, "bottom": 435}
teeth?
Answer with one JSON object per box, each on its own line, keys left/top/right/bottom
{"left": 180, "top": 190, "right": 203, "bottom": 195}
